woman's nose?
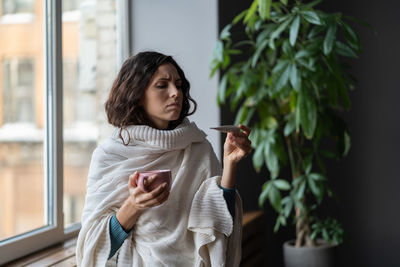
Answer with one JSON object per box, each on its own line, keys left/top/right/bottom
{"left": 169, "top": 85, "right": 180, "bottom": 97}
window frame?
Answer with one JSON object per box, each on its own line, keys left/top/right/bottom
{"left": 0, "top": 0, "right": 131, "bottom": 264}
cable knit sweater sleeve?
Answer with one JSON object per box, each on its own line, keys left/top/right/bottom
{"left": 219, "top": 185, "right": 236, "bottom": 220}
{"left": 108, "top": 214, "right": 132, "bottom": 259}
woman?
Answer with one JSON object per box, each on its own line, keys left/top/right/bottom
{"left": 76, "top": 51, "right": 251, "bottom": 266}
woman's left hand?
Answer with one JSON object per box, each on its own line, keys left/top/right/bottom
{"left": 223, "top": 124, "right": 252, "bottom": 165}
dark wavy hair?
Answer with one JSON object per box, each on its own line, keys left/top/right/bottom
{"left": 105, "top": 51, "right": 197, "bottom": 135}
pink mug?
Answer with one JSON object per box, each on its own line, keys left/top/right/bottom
{"left": 136, "top": 170, "right": 172, "bottom": 192}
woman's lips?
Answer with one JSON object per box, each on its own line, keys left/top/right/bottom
{"left": 166, "top": 103, "right": 181, "bottom": 109}
{"left": 167, "top": 102, "right": 180, "bottom": 107}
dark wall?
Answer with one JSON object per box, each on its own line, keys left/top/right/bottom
{"left": 219, "top": 1, "right": 400, "bottom": 267}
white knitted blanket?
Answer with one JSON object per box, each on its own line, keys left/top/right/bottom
{"left": 76, "top": 119, "right": 242, "bottom": 266}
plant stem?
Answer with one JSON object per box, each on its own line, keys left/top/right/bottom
{"left": 286, "top": 136, "right": 296, "bottom": 179}
{"left": 290, "top": 132, "right": 315, "bottom": 247}
{"left": 294, "top": 132, "right": 304, "bottom": 169}
{"left": 295, "top": 205, "right": 316, "bottom": 247}
{"left": 287, "top": 134, "right": 307, "bottom": 246}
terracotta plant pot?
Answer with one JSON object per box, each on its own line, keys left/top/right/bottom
{"left": 283, "top": 239, "right": 337, "bottom": 267}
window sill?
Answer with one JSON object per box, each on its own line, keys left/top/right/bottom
{"left": 5, "top": 236, "right": 77, "bottom": 266}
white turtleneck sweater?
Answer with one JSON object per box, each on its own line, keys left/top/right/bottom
{"left": 76, "top": 119, "right": 242, "bottom": 267}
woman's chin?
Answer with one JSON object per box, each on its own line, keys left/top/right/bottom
{"left": 169, "top": 111, "right": 182, "bottom": 120}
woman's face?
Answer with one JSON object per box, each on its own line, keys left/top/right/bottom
{"left": 141, "top": 63, "right": 183, "bottom": 129}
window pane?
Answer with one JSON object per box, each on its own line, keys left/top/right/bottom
{"left": 0, "top": 2, "right": 45, "bottom": 241}
{"left": 62, "top": 0, "right": 117, "bottom": 228}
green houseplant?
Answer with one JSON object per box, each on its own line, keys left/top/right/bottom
{"left": 210, "top": 0, "right": 363, "bottom": 256}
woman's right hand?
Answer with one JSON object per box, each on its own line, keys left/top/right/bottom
{"left": 127, "top": 171, "right": 170, "bottom": 210}
{"left": 116, "top": 171, "right": 170, "bottom": 232}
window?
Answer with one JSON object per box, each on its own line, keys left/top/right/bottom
{"left": 0, "top": 0, "right": 130, "bottom": 264}
{"left": 0, "top": 0, "right": 44, "bottom": 247}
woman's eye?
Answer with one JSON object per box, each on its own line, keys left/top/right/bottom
{"left": 156, "top": 84, "right": 167, "bottom": 88}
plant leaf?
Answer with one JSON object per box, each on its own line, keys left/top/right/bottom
{"left": 264, "top": 138, "right": 279, "bottom": 178}
{"left": 258, "top": 0, "right": 272, "bottom": 20}
{"left": 269, "top": 16, "right": 293, "bottom": 48}
{"left": 235, "top": 105, "right": 256, "bottom": 126}
{"left": 274, "top": 179, "right": 291, "bottom": 190}
{"left": 252, "top": 39, "right": 268, "bottom": 67}
{"left": 220, "top": 24, "right": 232, "bottom": 40}
{"left": 214, "top": 40, "right": 224, "bottom": 63}
{"left": 244, "top": 0, "right": 259, "bottom": 24}
{"left": 282, "top": 196, "right": 293, "bottom": 217}
{"left": 343, "top": 131, "right": 351, "bottom": 156}
{"left": 273, "top": 61, "right": 291, "bottom": 92}
{"left": 269, "top": 185, "right": 282, "bottom": 211}
{"left": 308, "top": 25, "right": 325, "bottom": 39}
{"left": 341, "top": 21, "right": 361, "bottom": 51}
{"left": 303, "top": 154, "right": 313, "bottom": 174}
{"left": 217, "top": 74, "right": 228, "bottom": 105}
{"left": 272, "top": 59, "right": 289, "bottom": 74}
{"left": 209, "top": 59, "right": 220, "bottom": 78}
{"left": 309, "top": 173, "right": 326, "bottom": 181}
{"left": 323, "top": 24, "right": 337, "bottom": 55}
{"left": 264, "top": 115, "right": 278, "bottom": 129}
{"left": 307, "top": 176, "right": 323, "bottom": 200}
{"left": 335, "top": 41, "right": 358, "bottom": 58}
{"left": 273, "top": 217, "right": 281, "bottom": 232}
{"left": 222, "top": 53, "right": 231, "bottom": 69}
{"left": 290, "top": 15, "right": 300, "bottom": 46}
{"left": 228, "top": 49, "right": 242, "bottom": 55}
{"left": 253, "top": 143, "right": 264, "bottom": 172}
{"left": 284, "top": 115, "right": 296, "bottom": 136}
{"left": 298, "top": 87, "right": 317, "bottom": 139}
{"left": 323, "top": 229, "right": 329, "bottom": 241}
{"left": 296, "top": 179, "right": 306, "bottom": 200}
{"left": 233, "top": 9, "right": 248, "bottom": 25}
{"left": 311, "top": 229, "right": 318, "bottom": 240}
{"left": 234, "top": 105, "right": 246, "bottom": 126}
{"left": 295, "top": 49, "right": 313, "bottom": 59}
{"left": 289, "top": 63, "right": 301, "bottom": 92}
{"left": 249, "top": 127, "right": 261, "bottom": 146}
{"left": 258, "top": 181, "right": 271, "bottom": 207}
{"left": 302, "top": 11, "right": 322, "bottom": 25}
{"left": 303, "top": 0, "right": 322, "bottom": 9}
{"left": 279, "top": 214, "right": 287, "bottom": 226}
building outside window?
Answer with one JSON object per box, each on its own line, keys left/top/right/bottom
{"left": 1, "top": 0, "right": 35, "bottom": 24}
{"left": 1, "top": 0, "right": 35, "bottom": 15}
{"left": 2, "top": 58, "right": 35, "bottom": 124}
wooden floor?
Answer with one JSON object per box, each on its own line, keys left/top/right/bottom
{"left": 5, "top": 211, "right": 265, "bottom": 267}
